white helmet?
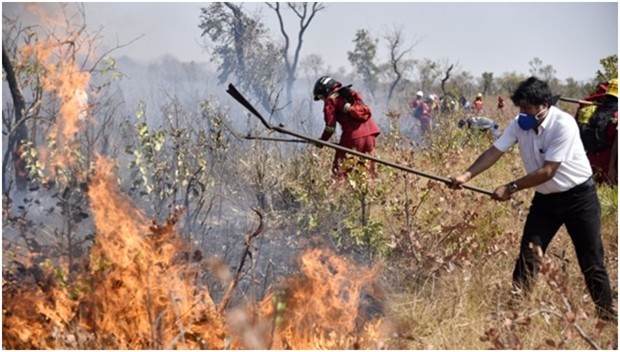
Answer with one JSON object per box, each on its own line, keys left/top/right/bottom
{"left": 416, "top": 91, "right": 424, "bottom": 97}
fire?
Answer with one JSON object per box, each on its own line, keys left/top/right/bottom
{"left": 3, "top": 17, "right": 389, "bottom": 348}
{"left": 80, "top": 156, "right": 226, "bottom": 349}
{"left": 3, "top": 178, "right": 388, "bottom": 348}
{"left": 3, "top": 156, "right": 227, "bottom": 349}
{"left": 21, "top": 38, "right": 90, "bottom": 176}
{"left": 3, "top": 156, "right": 388, "bottom": 348}
{"left": 256, "top": 248, "right": 387, "bottom": 349}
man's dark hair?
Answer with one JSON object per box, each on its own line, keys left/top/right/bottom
{"left": 510, "top": 76, "right": 553, "bottom": 106}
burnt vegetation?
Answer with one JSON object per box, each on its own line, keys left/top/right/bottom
{"left": 2, "top": 3, "right": 618, "bottom": 349}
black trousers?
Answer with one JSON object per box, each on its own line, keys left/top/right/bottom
{"left": 512, "top": 178, "right": 614, "bottom": 317}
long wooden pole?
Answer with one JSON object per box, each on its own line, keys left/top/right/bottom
{"left": 558, "top": 97, "right": 601, "bottom": 106}
{"left": 226, "top": 83, "right": 493, "bottom": 197}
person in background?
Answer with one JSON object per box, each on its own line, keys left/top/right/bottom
{"left": 457, "top": 116, "right": 501, "bottom": 140}
{"left": 409, "top": 90, "right": 433, "bottom": 136}
{"left": 575, "top": 79, "right": 618, "bottom": 185}
{"left": 430, "top": 93, "right": 441, "bottom": 114}
{"left": 497, "top": 95, "right": 506, "bottom": 114}
{"left": 313, "top": 75, "right": 380, "bottom": 178}
{"left": 449, "top": 77, "right": 615, "bottom": 321}
{"left": 473, "top": 93, "right": 484, "bottom": 115}
{"left": 441, "top": 93, "right": 458, "bottom": 114}
{"left": 418, "top": 95, "right": 435, "bottom": 135}
{"left": 410, "top": 90, "right": 424, "bottom": 112}
{"left": 460, "top": 96, "right": 472, "bottom": 113}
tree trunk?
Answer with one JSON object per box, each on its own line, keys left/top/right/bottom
{"left": 441, "top": 64, "right": 454, "bottom": 96}
{"left": 2, "top": 46, "right": 29, "bottom": 191}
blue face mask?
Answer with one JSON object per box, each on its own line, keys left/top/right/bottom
{"left": 517, "top": 113, "right": 537, "bottom": 130}
{"left": 517, "top": 108, "right": 547, "bottom": 130}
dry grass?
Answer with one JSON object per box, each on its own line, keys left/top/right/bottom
{"left": 3, "top": 102, "right": 616, "bottom": 349}
{"left": 372, "top": 110, "right": 618, "bottom": 349}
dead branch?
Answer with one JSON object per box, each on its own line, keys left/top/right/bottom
{"left": 537, "top": 309, "right": 602, "bottom": 350}
{"left": 217, "top": 208, "right": 264, "bottom": 314}
{"left": 440, "top": 64, "right": 454, "bottom": 96}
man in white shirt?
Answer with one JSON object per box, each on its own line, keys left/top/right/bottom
{"left": 449, "top": 77, "right": 615, "bottom": 321}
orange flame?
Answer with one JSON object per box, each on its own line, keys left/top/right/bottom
{"left": 80, "top": 156, "right": 225, "bottom": 349}
{"left": 3, "top": 14, "right": 389, "bottom": 347}
{"left": 21, "top": 39, "right": 90, "bottom": 175}
{"left": 256, "top": 248, "right": 388, "bottom": 349}
{"left": 3, "top": 184, "right": 389, "bottom": 349}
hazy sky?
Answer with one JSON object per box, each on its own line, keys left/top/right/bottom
{"left": 3, "top": 2, "right": 618, "bottom": 81}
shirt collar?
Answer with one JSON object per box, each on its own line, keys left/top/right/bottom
{"left": 537, "top": 105, "right": 554, "bottom": 132}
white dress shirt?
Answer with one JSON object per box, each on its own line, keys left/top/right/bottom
{"left": 494, "top": 106, "right": 592, "bottom": 194}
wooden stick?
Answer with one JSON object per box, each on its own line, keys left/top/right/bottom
{"left": 217, "top": 208, "right": 264, "bottom": 314}
{"left": 227, "top": 83, "right": 494, "bottom": 196}
{"left": 558, "top": 97, "right": 601, "bottom": 106}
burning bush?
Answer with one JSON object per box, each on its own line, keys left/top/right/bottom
{"left": 3, "top": 158, "right": 389, "bottom": 349}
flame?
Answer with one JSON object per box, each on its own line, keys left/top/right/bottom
{"left": 3, "top": 13, "right": 389, "bottom": 347}
{"left": 3, "top": 189, "right": 388, "bottom": 349}
{"left": 255, "top": 248, "right": 388, "bottom": 349}
{"left": 21, "top": 38, "right": 90, "bottom": 175}
{"left": 78, "top": 156, "right": 226, "bottom": 349}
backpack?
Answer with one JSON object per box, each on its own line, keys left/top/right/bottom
{"left": 331, "top": 85, "right": 372, "bottom": 121}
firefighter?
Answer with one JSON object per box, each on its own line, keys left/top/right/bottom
{"left": 575, "top": 79, "right": 618, "bottom": 185}
{"left": 410, "top": 90, "right": 424, "bottom": 112}
{"left": 418, "top": 96, "right": 434, "bottom": 135}
{"left": 497, "top": 96, "right": 506, "bottom": 114}
{"left": 473, "top": 93, "right": 484, "bottom": 115}
{"left": 457, "top": 116, "right": 501, "bottom": 140}
{"left": 313, "top": 76, "right": 381, "bottom": 178}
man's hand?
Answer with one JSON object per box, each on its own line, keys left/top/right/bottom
{"left": 313, "top": 141, "right": 324, "bottom": 149}
{"left": 448, "top": 172, "right": 471, "bottom": 189}
{"left": 492, "top": 184, "right": 512, "bottom": 201}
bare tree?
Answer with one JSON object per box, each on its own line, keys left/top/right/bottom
{"left": 266, "top": 2, "right": 325, "bottom": 107}
{"left": 299, "top": 53, "right": 325, "bottom": 129}
{"left": 383, "top": 27, "right": 416, "bottom": 105}
{"left": 528, "top": 57, "right": 557, "bottom": 82}
{"left": 440, "top": 64, "right": 454, "bottom": 96}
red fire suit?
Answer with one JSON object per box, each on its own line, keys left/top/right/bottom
{"left": 587, "top": 114, "right": 618, "bottom": 185}
{"left": 576, "top": 84, "right": 618, "bottom": 185}
{"left": 319, "top": 85, "right": 381, "bottom": 177}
